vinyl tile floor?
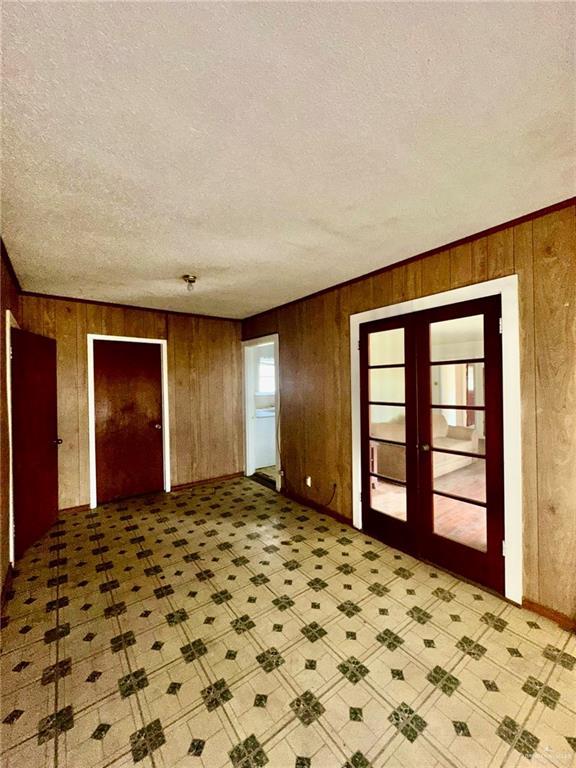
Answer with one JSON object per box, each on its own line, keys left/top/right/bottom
{"left": 1, "top": 477, "right": 574, "bottom": 768}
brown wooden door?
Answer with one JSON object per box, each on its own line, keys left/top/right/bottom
{"left": 361, "top": 296, "right": 505, "bottom": 594}
{"left": 94, "top": 340, "right": 164, "bottom": 503}
{"left": 11, "top": 328, "right": 59, "bottom": 559}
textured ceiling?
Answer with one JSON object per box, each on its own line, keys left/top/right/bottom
{"left": 1, "top": 2, "right": 574, "bottom": 319}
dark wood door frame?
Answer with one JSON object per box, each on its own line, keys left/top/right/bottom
{"left": 350, "top": 278, "right": 523, "bottom": 603}
{"left": 87, "top": 334, "right": 170, "bottom": 507}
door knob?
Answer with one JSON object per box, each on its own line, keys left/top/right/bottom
{"left": 153, "top": 423, "right": 162, "bottom": 430}
{"left": 54, "top": 438, "right": 63, "bottom": 445}
{"left": 420, "top": 443, "right": 430, "bottom": 452}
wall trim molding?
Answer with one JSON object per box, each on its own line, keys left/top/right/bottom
{"left": 243, "top": 196, "right": 575, "bottom": 327}
{"left": 522, "top": 599, "right": 576, "bottom": 632}
{"left": 0, "top": 564, "right": 14, "bottom": 610}
{"left": 59, "top": 504, "right": 91, "bottom": 515}
{"left": 172, "top": 472, "right": 244, "bottom": 491}
{"left": 87, "top": 334, "right": 171, "bottom": 508}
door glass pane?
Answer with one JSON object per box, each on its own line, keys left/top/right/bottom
{"left": 369, "top": 328, "right": 404, "bottom": 365}
{"left": 369, "top": 405, "right": 405, "bottom": 442}
{"left": 430, "top": 314, "right": 484, "bottom": 362}
{"left": 370, "top": 476, "right": 406, "bottom": 521}
{"left": 433, "top": 494, "right": 487, "bottom": 552}
{"left": 370, "top": 440, "right": 405, "bottom": 483}
{"left": 369, "top": 368, "right": 405, "bottom": 403}
{"left": 433, "top": 453, "right": 486, "bottom": 503}
{"left": 431, "top": 363, "right": 484, "bottom": 407}
{"left": 431, "top": 408, "right": 485, "bottom": 451}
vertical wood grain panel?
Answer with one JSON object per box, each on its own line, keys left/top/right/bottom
{"left": 533, "top": 206, "right": 576, "bottom": 614}
{"left": 487, "top": 228, "right": 514, "bottom": 279}
{"left": 420, "top": 250, "right": 451, "bottom": 295}
{"left": 450, "top": 243, "right": 473, "bottom": 288}
{"left": 20, "top": 297, "right": 243, "bottom": 506}
{"left": 513, "top": 220, "right": 539, "bottom": 603}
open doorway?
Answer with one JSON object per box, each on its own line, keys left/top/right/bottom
{"left": 243, "top": 334, "right": 280, "bottom": 490}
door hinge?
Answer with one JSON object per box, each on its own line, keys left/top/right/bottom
{"left": 499, "top": 317, "right": 502, "bottom": 334}
{"left": 9, "top": 345, "right": 13, "bottom": 360}
{"left": 359, "top": 492, "right": 362, "bottom": 502}
{"left": 357, "top": 340, "right": 360, "bottom": 351}
{"left": 502, "top": 540, "right": 507, "bottom": 557}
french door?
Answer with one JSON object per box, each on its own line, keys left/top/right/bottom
{"left": 360, "top": 296, "right": 505, "bottom": 594}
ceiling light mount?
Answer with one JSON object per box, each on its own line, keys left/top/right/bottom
{"left": 182, "top": 274, "right": 197, "bottom": 292}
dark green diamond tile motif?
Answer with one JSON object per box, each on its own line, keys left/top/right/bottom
{"left": 211, "top": 590, "right": 233, "bottom": 605}
{"left": 349, "top": 707, "right": 363, "bottom": 721}
{"left": 166, "top": 608, "right": 188, "bottom": 626}
{"left": 483, "top": 679, "right": 499, "bottom": 691}
{"left": 283, "top": 560, "right": 301, "bottom": 572}
{"left": 295, "top": 758, "right": 311, "bottom": 768}
{"left": 273, "top": 595, "right": 295, "bottom": 611}
{"left": 231, "top": 614, "right": 256, "bottom": 634}
{"left": 423, "top": 639, "right": 435, "bottom": 648}
{"left": 337, "top": 537, "right": 353, "bottom": 545}
{"left": 229, "top": 734, "right": 268, "bottom": 767}
{"left": 301, "top": 622, "right": 327, "bottom": 643}
{"left": 181, "top": 639, "right": 208, "bottom": 662}
{"left": 232, "top": 556, "right": 249, "bottom": 567}
{"left": 394, "top": 567, "right": 413, "bottom": 579}
{"left": 154, "top": 585, "right": 174, "bottom": 599}
{"left": 343, "top": 752, "right": 371, "bottom": 768}
{"left": 543, "top": 645, "right": 575, "bottom": 670}
{"left": 256, "top": 647, "right": 285, "bottom": 673}
{"left": 307, "top": 578, "right": 328, "bottom": 591}
{"left": 311, "top": 548, "right": 329, "bottom": 557}
{"left": 44, "top": 623, "right": 70, "bottom": 644}
{"left": 110, "top": 631, "right": 136, "bottom": 653}
{"left": 391, "top": 669, "right": 404, "bottom": 680}
{"left": 507, "top": 647, "right": 523, "bottom": 658}
{"left": 41, "top": 658, "right": 72, "bottom": 686}
{"left": 167, "top": 682, "right": 182, "bottom": 695}
{"left": 118, "top": 668, "right": 149, "bottom": 698}
{"left": 188, "top": 738, "right": 205, "bottom": 756}
{"left": 432, "top": 587, "right": 455, "bottom": 602}
{"left": 456, "top": 636, "right": 487, "bottom": 660}
{"left": 407, "top": 606, "right": 432, "bottom": 624}
{"left": 427, "top": 666, "right": 460, "bottom": 696}
{"left": 453, "top": 721, "right": 471, "bottom": 737}
{"left": 338, "top": 564, "right": 356, "bottom": 575}
{"left": 368, "top": 582, "right": 389, "bottom": 596}
{"left": 480, "top": 612, "right": 508, "bottom": 632}
{"left": 38, "top": 705, "right": 74, "bottom": 744}
{"left": 104, "top": 602, "right": 126, "bottom": 618}
{"left": 363, "top": 551, "right": 380, "bottom": 561}
{"left": 522, "top": 677, "right": 560, "bottom": 709}
{"left": 130, "top": 719, "right": 166, "bottom": 763}
{"left": 201, "top": 678, "right": 233, "bottom": 712}
{"left": 338, "top": 600, "right": 362, "bottom": 618}
{"left": 338, "top": 656, "right": 369, "bottom": 684}
{"left": 254, "top": 694, "right": 268, "bottom": 708}
{"left": 290, "top": 690, "right": 325, "bottom": 726}
{"left": 250, "top": 573, "right": 271, "bottom": 585}
{"left": 196, "top": 569, "right": 214, "bottom": 582}
{"left": 86, "top": 671, "right": 102, "bottom": 683}
{"left": 388, "top": 702, "right": 427, "bottom": 743}
{"left": 565, "top": 737, "right": 576, "bottom": 753}
{"left": 305, "top": 659, "right": 317, "bottom": 670}
{"left": 376, "top": 629, "right": 404, "bottom": 650}
{"left": 497, "top": 716, "right": 540, "bottom": 759}
{"left": 91, "top": 723, "right": 111, "bottom": 740}
{"left": 3, "top": 710, "right": 24, "bottom": 725}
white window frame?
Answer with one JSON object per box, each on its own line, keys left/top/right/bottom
{"left": 87, "top": 334, "right": 171, "bottom": 509}
{"left": 350, "top": 275, "right": 523, "bottom": 604}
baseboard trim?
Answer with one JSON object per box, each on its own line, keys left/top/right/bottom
{"left": 280, "top": 488, "right": 353, "bottom": 528}
{"left": 1, "top": 564, "right": 15, "bottom": 610}
{"left": 59, "top": 504, "right": 90, "bottom": 515}
{"left": 172, "top": 472, "right": 244, "bottom": 492}
{"left": 522, "top": 599, "right": 576, "bottom": 632}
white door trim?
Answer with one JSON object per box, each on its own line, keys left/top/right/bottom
{"left": 242, "top": 334, "right": 281, "bottom": 491}
{"left": 87, "top": 334, "right": 171, "bottom": 509}
{"left": 5, "top": 309, "right": 20, "bottom": 565}
{"left": 350, "top": 275, "right": 523, "bottom": 604}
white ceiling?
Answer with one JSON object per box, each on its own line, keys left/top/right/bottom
{"left": 2, "top": 2, "right": 574, "bottom": 319}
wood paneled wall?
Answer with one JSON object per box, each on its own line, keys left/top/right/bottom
{"left": 0, "top": 249, "right": 22, "bottom": 590}
{"left": 19, "top": 297, "right": 244, "bottom": 510}
{"left": 243, "top": 204, "right": 576, "bottom": 617}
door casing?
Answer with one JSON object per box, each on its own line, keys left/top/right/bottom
{"left": 350, "top": 276, "right": 523, "bottom": 603}
{"left": 87, "top": 334, "right": 171, "bottom": 508}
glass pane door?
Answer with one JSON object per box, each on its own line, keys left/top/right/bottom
{"left": 366, "top": 328, "right": 407, "bottom": 522}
